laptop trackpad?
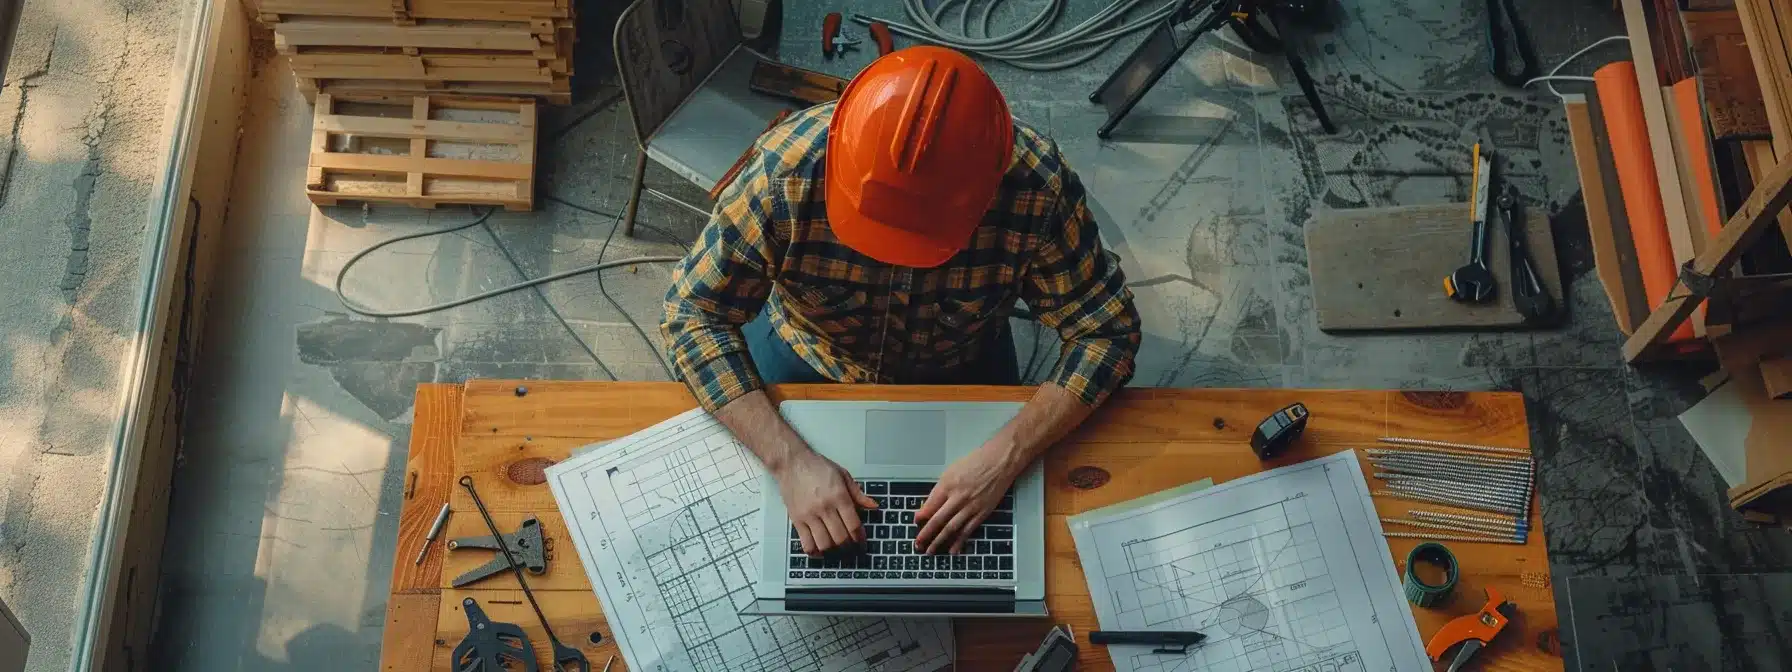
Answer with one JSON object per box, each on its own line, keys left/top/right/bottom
{"left": 865, "top": 410, "right": 945, "bottom": 465}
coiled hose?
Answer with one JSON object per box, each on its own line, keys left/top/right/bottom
{"left": 854, "top": 0, "right": 1190, "bottom": 71}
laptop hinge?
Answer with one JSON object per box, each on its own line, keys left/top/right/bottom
{"left": 784, "top": 586, "right": 1016, "bottom": 614}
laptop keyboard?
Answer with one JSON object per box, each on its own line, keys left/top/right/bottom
{"left": 788, "top": 480, "right": 1017, "bottom": 582}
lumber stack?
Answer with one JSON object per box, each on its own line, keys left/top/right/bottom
{"left": 257, "top": 0, "right": 575, "bottom": 104}
{"left": 1567, "top": 1, "right": 1792, "bottom": 363}
{"left": 307, "top": 93, "right": 538, "bottom": 211}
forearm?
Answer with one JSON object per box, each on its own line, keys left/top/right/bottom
{"left": 985, "top": 383, "right": 1099, "bottom": 476}
{"left": 714, "top": 389, "right": 812, "bottom": 474}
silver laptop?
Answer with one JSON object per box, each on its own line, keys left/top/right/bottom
{"left": 746, "top": 400, "right": 1048, "bottom": 618}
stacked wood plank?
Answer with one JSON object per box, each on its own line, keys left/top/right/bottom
{"left": 257, "top": 0, "right": 574, "bottom": 104}
{"left": 307, "top": 93, "right": 538, "bottom": 211}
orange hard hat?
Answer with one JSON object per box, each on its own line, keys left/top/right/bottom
{"left": 826, "top": 46, "right": 1013, "bottom": 268}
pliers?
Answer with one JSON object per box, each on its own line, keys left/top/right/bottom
{"left": 1485, "top": 0, "right": 1538, "bottom": 87}
{"left": 1499, "top": 192, "right": 1556, "bottom": 323}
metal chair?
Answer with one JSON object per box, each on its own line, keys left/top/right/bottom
{"left": 612, "top": 0, "right": 792, "bottom": 236}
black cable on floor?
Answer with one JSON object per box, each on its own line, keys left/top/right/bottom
{"left": 591, "top": 189, "right": 679, "bottom": 381}
{"left": 544, "top": 194, "right": 693, "bottom": 254}
{"left": 479, "top": 215, "right": 622, "bottom": 381}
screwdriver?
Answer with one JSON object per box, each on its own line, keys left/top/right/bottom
{"left": 413, "top": 503, "right": 451, "bottom": 565}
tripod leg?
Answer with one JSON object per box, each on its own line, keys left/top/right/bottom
{"left": 1283, "top": 46, "right": 1336, "bottom": 134}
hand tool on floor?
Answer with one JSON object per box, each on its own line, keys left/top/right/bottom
{"left": 460, "top": 476, "right": 589, "bottom": 672}
{"left": 449, "top": 515, "right": 548, "bottom": 587}
{"left": 1499, "top": 192, "right": 1556, "bottom": 323}
{"left": 1444, "top": 145, "right": 1497, "bottom": 304}
{"left": 414, "top": 502, "right": 451, "bottom": 566}
{"left": 866, "top": 21, "right": 895, "bottom": 56}
{"left": 822, "top": 12, "right": 860, "bottom": 59}
{"left": 1249, "top": 402, "right": 1309, "bottom": 459}
{"left": 1402, "top": 542, "right": 1458, "bottom": 606}
{"left": 452, "top": 597, "right": 540, "bottom": 672}
{"left": 1484, "top": 0, "right": 1538, "bottom": 87}
{"left": 1427, "top": 588, "right": 1517, "bottom": 671}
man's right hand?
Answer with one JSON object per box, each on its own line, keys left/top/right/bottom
{"left": 774, "top": 450, "right": 877, "bottom": 554}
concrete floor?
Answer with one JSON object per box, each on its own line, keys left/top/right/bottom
{"left": 0, "top": 1, "right": 187, "bottom": 670}
{"left": 153, "top": 0, "right": 1792, "bottom": 669}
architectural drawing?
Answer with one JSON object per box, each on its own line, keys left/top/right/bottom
{"left": 547, "top": 409, "right": 954, "bottom": 672}
{"left": 1069, "top": 452, "right": 1424, "bottom": 672}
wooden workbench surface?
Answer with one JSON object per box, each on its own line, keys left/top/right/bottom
{"left": 380, "top": 381, "right": 1559, "bottom": 671}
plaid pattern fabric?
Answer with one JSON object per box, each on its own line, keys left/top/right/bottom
{"left": 661, "top": 103, "right": 1141, "bottom": 412}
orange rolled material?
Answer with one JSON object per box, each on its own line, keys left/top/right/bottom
{"left": 1594, "top": 61, "right": 1695, "bottom": 343}
{"left": 1671, "top": 79, "right": 1724, "bottom": 240}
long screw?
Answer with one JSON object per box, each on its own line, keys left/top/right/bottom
{"left": 1379, "top": 436, "right": 1532, "bottom": 456}
{"left": 1368, "top": 452, "right": 1536, "bottom": 475}
{"left": 460, "top": 475, "right": 589, "bottom": 672}
{"left": 1361, "top": 449, "right": 1533, "bottom": 469}
{"left": 1383, "top": 531, "right": 1525, "bottom": 544}
{"left": 1390, "top": 514, "right": 1525, "bottom": 538}
{"left": 1380, "top": 476, "right": 1531, "bottom": 506}
{"left": 1411, "top": 509, "right": 1528, "bottom": 530}
{"left": 1367, "top": 445, "right": 1535, "bottom": 464}
{"left": 1371, "top": 467, "right": 1534, "bottom": 493}
{"left": 1376, "top": 488, "right": 1524, "bottom": 516}
{"left": 1380, "top": 517, "right": 1525, "bottom": 541}
{"left": 1371, "top": 468, "right": 1535, "bottom": 494}
{"left": 1380, "top": 475, "right": 1531, "bottom": 503}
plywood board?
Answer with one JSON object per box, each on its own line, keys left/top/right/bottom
{"left": 1305, "top": 204, "right": 1564, "bottom": 331}
{"left": 1685, "top": 8, "right": 1773, "bottom": 139}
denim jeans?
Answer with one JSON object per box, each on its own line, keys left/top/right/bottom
{"left": 743, "top": 310, "right": 1020, "bottom": 386}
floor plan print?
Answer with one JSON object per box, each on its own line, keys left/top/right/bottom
{"left": 548, "top": 409, "right": 954, "bottom": 672}
{"left": 1069, "top": 452, "right": 1424, "bottom": 672}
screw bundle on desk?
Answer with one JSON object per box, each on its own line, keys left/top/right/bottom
{"left": 1368, "top": 437, "right": 1534, "bottom": 544}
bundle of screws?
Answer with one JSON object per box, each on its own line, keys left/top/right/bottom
{"left": 1367, "top": 437, "right": 1534, "bottom": 544}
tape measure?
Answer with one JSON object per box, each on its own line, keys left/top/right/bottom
{"left": 1403, "top": 542, "right": 1458, "bottom": 607}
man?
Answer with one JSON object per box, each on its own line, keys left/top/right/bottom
{"left": 661, "top": 46, "right": 1140, "bottom": 558}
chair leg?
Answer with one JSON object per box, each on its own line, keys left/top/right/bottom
{"left": 622, "top": 149, "right": 648, "bottom": 238}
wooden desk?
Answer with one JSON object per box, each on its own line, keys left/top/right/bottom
{"left": 380, "top": 382, "right": 1560, "bottom": 671}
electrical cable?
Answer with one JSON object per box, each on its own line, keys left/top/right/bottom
{"left": 332, "top": 208, "right": 683, "bottom": 318}
{"left": 855, "top": 0, "right": 1189, "bottom": 71}
{"left": 479, "top": 215, "right": 621, "bottom": 381}
{"left": 1523, "top": 35, "right": 1627, "bottom": 100}
{"left": 591, "top": 192, "right": 679, "bottom": 380}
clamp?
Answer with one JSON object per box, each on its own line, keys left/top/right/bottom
{"left": 1426, "top": 587, "right": 1518, "bottom": 672}
{"left": 822, "top": 12, "right": 859, "bottom": 59}
{"left": 448, "top": 515, "right": 548, "bottom": 587}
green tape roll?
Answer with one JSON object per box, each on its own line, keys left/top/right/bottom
{"left": 1403, "top": 542, "right": 1458, "bottom": 607}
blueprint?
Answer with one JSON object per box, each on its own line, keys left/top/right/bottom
{"left": 546, "top": 408, "right": 954, "bottom": 672}
{"left": 1068, "top": 452, "right": 1426, "bottom": 672}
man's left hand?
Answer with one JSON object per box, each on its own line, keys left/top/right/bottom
{"left": 915, "top": 441, "right": 1021, "bottom": 554}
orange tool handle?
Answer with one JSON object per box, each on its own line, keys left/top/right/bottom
{"left": 868, "top": 21, "right": 894, "bottom": 56}
{"left": 1425, "top": 587, "right": 1511, "bottom": 661}
{"left": 823, "top": 12, "right": 842, "bottom": 55}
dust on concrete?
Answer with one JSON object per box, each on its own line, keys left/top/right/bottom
{"left": 0, "top": 0, "right": 185, "bottom": 669}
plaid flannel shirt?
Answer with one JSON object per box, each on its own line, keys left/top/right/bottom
{"left": 661, "top": 103, "right": 1141, "bottom": 412}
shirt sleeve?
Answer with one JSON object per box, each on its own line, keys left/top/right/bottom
{"left": 660, "top": 152, "right": 782, "bottom": 411}
{"left": 1022, "top": 150, "right": 1143, "bottom": 407}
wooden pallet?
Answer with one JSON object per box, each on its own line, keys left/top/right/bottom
{"left": 258, "top": 0, "right": 571, "bottom": 23}
{"left": 306, "top": 93, "right": 537, "bottom": 211}
{"left": 299, "top": 77, "right": 571, "bottom": 105}
{"left": 263, "top": 3, "right": 575, "bottom": 104}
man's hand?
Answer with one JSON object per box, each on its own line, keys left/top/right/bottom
{"left": 775, "top": 450, "right": 878, "bottom": 554}
{"left": 915, "top": 442, "right": 1022, "bottom": 554}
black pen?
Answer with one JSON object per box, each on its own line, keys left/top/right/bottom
{"left": 1089, "top": 630, "right": 1206, "bottom": 654}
